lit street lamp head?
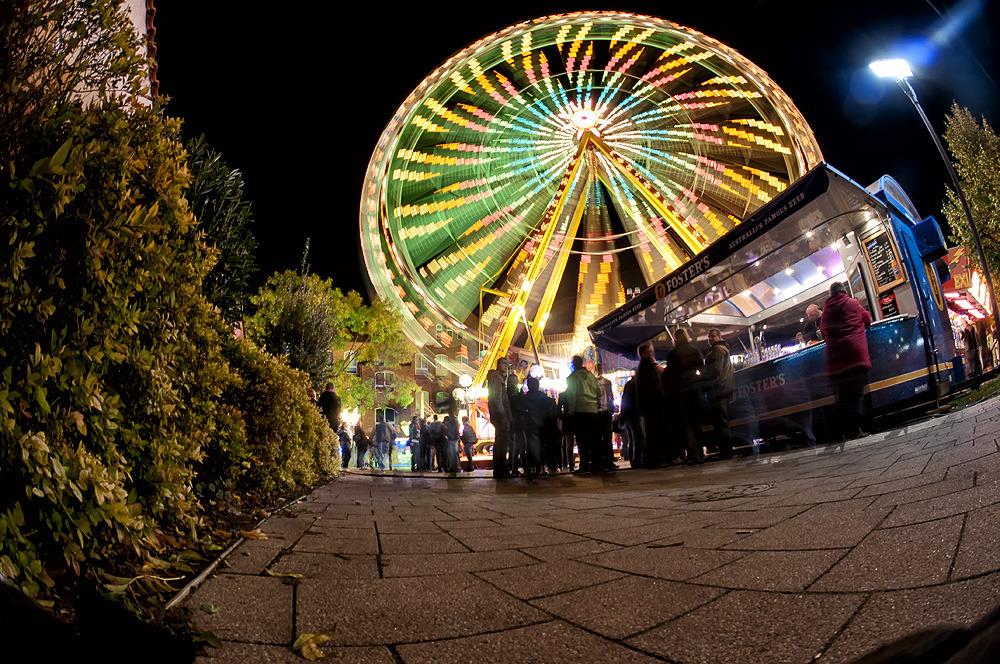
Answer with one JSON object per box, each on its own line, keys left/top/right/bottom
{"left": 869, "top": 58, "right": 914, "bottom": 80}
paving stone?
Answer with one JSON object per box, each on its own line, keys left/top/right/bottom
{"left": 694, "top": 548, "right": 847, "bottom": 591}
{"left": 648, "top": 526, "right": 748, "bottom": 549}
{"left": 294, "top": 531, "right": 380, "bottom": 555}
{"left": 394, "top": 620, "right": 661, "bottom": 663}
{"left": 951, "top": 501, "right": 1000, "bottom": 579}
{"left": 193, "top": 641, "right": 300, "bottom": 663}
{"left": 626, "top": 589, "right": 863, "bottom": 664}
{"left": 853, "top": 469, "right": 948, "bottom": 497}
{"left": 518, "top": 539, "right": 623, "bottom": 562}
{"left": 868, "top": 474, "right": 974, "bottom": 510}
{"left": 531, "top": 576, "right": 724, "bottom": 639}
{"left": 811, "top": 516, "right": 963, "bottom": 591}
{"left": 709, "top": 505, "right": 810, "bottom": 529}
{"left": 378, "top": 532, "right": 469, "bottom": 555}
{"left": 380, "top": 549, "right": 535, "bottom": 577}
{"left": 370, "top": 520, "right": 442, "bottom": 534}
{"left": 455, "top": 529, "right": 585, "bottom": 551}
{"left": 476, "top": 560, "right": 625, "bottom": 600}
{"left": 584, "top": 544, "right": 743, "bottom": 581}
{"left": 582, "top": 517, "right": 711, "bottom": 547}
{"left": 879, "top": 478, "right": 1000, "bottom": 527}
{"left": 219, "top": 540, "right": 286, "bottom": 575}
{"left": 268, "top": 551, "right": 380, "bottom": 580}
{"left": 729, "top": 500, "right": 889, "bottom": 550}
{"left": 820, "top": 572, "right": 1000, "bottom": 663}
{"left": 296, "top": 574, "right": 548, "bottom": 646}
{"left": 257, "top": 514, "right": 316, "bottom": 541}
{"left": 185, "top": 574, "right": 293, "bottom": 645}
{"left": 924, "top": 438, "right": 999, "bottom": 473}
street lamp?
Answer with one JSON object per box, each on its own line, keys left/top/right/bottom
{"left": 870, "top": 58, "right": 999, "bottom": 341}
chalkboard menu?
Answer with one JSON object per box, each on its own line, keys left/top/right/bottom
{"left": 862, "top": 230, "right": 905, "bottom": 293}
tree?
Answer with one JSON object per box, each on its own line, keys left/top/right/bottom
{"left": 942, "top": 104, "right": 1000, "bottom": 284}
{"left": 245, "top": 269, "right": 341, "bottom": 387}
{"left": 329, "top": 291, "right": 418, "bottom": 413}
{"left": 245, "top": 269, "right": 417, "bottom": 412}
{"left": 183, "top": 135, "right": 257, "bottom": 324}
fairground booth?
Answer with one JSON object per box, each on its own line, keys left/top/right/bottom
{"left": 941, "top": 247, "right": 997, "bottom": 381}
{"left": 589, "top": 163, "right": 957, "bottom": 447}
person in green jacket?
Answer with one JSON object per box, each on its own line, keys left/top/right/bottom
{"left": 565, "top": 355, "right": 601, "bottom": 473}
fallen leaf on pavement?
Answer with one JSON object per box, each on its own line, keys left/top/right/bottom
{"left": 265, "top": 569, "right": 304, "bottom": 579}
{"left": 292, "top": 628, "right": 336, "bottom": 661}
{"left": 239, "top": 529, "right": 269, "bottom": 540}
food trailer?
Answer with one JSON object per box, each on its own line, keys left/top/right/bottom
{"left": 589, "top": 163, "right": 956, "bottom": 447}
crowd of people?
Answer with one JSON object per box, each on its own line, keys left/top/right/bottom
{"left": 307, "top": 384, "right": 483, "bottom": 473}
{"left": 486, "top": 281, "right": 872, "bottom": 473}
{"left": 307, "top": 281, "right": 870, "bottom": 477}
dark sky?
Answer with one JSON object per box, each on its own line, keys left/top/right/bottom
{"left": 153, "top": 1, "right": 998, "bottom": 299}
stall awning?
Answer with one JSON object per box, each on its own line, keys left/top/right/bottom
{"left": 588, "top": 163, "right": 885, "bottom": 359}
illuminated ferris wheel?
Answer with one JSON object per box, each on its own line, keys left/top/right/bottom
{"left": 360, "top": 12, "right": 823, "bottom": 384}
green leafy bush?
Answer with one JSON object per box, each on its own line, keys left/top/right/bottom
{"left": 222, "top": 339, "right": 338, "bottom": 492}
{"left": 0, "top": 0, "right": 340, "bottom": 608}
{"left": 0, "top": 99, "right": 238, "bottom": 598}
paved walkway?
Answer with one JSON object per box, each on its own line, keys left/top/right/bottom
{"left": 181, "top": 397, "right": 1000, "bottom": 663}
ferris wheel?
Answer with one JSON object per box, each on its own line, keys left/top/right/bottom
{"left": 360, "top": 12, "right": 823, "bottom": 384}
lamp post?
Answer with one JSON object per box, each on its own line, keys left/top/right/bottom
{"left": 870, "top": 58, "right": 999, "bottom": 342}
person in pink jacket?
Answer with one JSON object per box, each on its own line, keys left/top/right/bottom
{"left": 820, "top": 281, "right": 872, "bottom": 439}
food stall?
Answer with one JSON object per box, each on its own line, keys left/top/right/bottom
{"left": 589, "top": 163, "right": 956, "bottom": 446}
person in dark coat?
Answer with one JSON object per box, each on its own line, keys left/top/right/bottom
{"left": 408, "top": 416, "right": 422, "bottom": 471}
{"left": 701, "top": 328, "right": 735, "bottom": 459}
{"left": 460, "top": 416, "right": 477, "bottom": 472}
{"left": 557, "top": 391, "right": 575, "bottom": 471}
{"left": 420, "top": 416, "right": 435, "bottom": 471}
{"left": 486, "top": 357, "right": 512, "bottom": 478}
{"left": 337, "top": 424, "right": 352, "bottom": 469}
{"left": 317, "top": 382, "right": 341, "bottom": 432}
{"left": 801, "top": 304, "right": 823, "bottom": 343}
{"left": 635, "top": 342, "right": 665, "bottom": 467}
{"left": 595, "top": 363, "right": 617, "bottom": 471}
{"left": 373, "top": 414, "right": 394, "bottom": 470}
{"left": 619, "top": 375, "right": 639, "bottom": 467}
{"left": 820, "top": 281, "right": 872, "bottom": 439}
{"left": 428, "top": 415, "right": 446, "bottom": 471}
{"left": 443, "top": 415, "right": 460, "bottom": 473}
{"left": 506, "top": 374, "right": 527, "bottom": 476}
{"left": 665, "top": 328, "right": 705, "bottom": 465}
{"left": 353, "top": 422, "right": 370, "bottom": 469}
{"left": 521, "top": 376, "right": 558, "bottom": 476}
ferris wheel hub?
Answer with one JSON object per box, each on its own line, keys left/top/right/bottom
{"left": 571, "top": 108, "right": 599, "bottom": 130}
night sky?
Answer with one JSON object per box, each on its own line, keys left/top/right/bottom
{"left": 153, "top": 1, "right": 998, "bottom": 300}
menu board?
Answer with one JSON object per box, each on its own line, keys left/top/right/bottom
{"left": 862, "top": 230, "right": 905, "bottom": 293}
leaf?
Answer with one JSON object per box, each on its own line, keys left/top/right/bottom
{"left": 50, "top": 138, "right": 72, "bottom": 169}
{"left": 191, "top": 630, "right": 223, "bottom": 648}
{"left": 292, "top": 628, "right": 336, "bottom": 660}
{"left": 200, "top": 602, "right": 220, "bottom": 614}
{"left": 239, "top": 529, "right": 269, "bottom": 540}
{"left": 265, "top": 569, "right": 304, "bottom": 580}
{"left": 300, "top": 641, "right": 326, "bottom": 661}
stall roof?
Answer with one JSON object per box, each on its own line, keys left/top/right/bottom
{"left": 589, "top": 163, "right": 885, "bottom": 359}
